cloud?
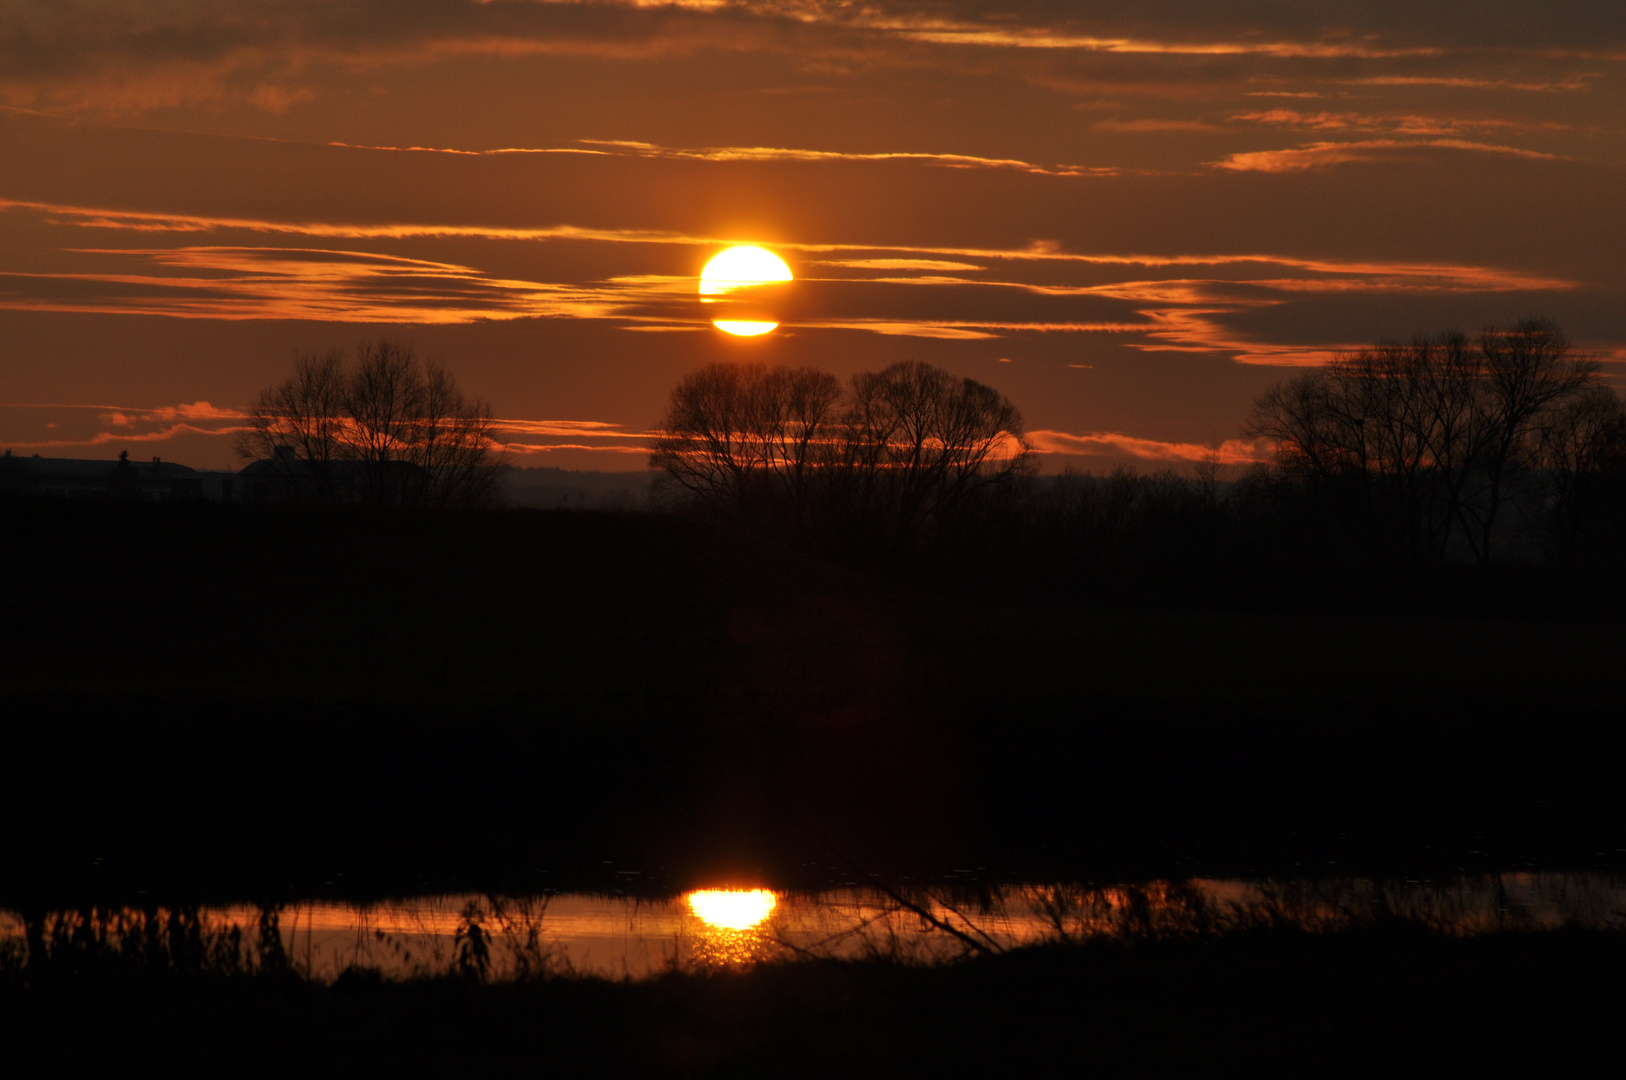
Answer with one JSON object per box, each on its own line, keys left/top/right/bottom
{"left": 0, "top": 422, "right": 246, "bottom": 451}
{"left": 0, "top": 198, "right": 1583, "bottom": 359}
{"left": 1028, "top": 429, "right": 1272, "bottom": 465}
{"left": 490, "top": 418, "right": 647, "bottom": 440}
{"left": 884, "top": 25, "right": 1442, "bottom": 59}
{"left": 575, "top": 139, "right": 1116, "bottom": 176}
{"left": 488, "top": 416, "right": 651, "bottom": 458}
{"left": 0, "top": 400, "right": 250, "bottom": 453}
{"left": 1092, "top": 118, "right": 1223, "bottom": 133}
{"left": 813, "top": 259, "right": 987, "bottom": 271}
{"left": 501, "top": 442, "right": 647, "bottom": 457}
{"left": 1229, "top": 109, "right": 1572, "bottom": 138}
{"left": 1209, "top": 138, "right": 1563, "bottom": 172}
{"left": 1345, "top": 75, "right": 1597, "bottom": 93}
{"left": 0, "top": 245, "right": 679, "bottom": 324}
{"left": 0, "top": 399, "right": 652, "bottom": 460}
{"left": 2, "top": 0, "right": 1616, "bottom": 122}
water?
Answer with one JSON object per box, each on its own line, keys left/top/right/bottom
{"left": 7, "top": 873, "right": 1623, "bottom": 981}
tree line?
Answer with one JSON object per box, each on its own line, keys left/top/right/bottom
{"left": 240, "top": 321, "right": 1623, "bottom": 576}
{"left": 1243, "top": 317, "right": 1624, "bottom": 567}
{"left": 650, "top": 320, "right": 1626, "bottom": 577}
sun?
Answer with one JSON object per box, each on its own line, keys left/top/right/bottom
{"left": 699, "top": 245, "right": 792, "bottom": 336}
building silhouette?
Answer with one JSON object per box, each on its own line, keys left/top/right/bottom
{"left": 0, "top": 450, "right": 239, "bottom": 502}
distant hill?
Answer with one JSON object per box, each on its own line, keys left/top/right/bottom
{"left": 500, "top": 466, "right": 654, "bottom": 510}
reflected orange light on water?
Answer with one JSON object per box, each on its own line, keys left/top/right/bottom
{"left": 686, "top": 889, "right": 777, "bottom": 930}
{"left": 7, "top": 875, "right": 1626, "bottom": 983}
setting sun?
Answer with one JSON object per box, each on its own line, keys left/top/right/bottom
{"left": 699, "top": 246, "right": 793, "bottom": 335}
{"left": 710, "top": 320, "right": 779, "bottom": 336}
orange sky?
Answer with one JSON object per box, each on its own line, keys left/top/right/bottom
{"left": 2, "top": 1, "right": 1622, "bottom": 470}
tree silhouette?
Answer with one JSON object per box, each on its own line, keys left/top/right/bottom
{"left": 648, "top": 362, "right": 841, "bottom": 531}
{"left": 1246, "top": 318, "right": 1605, "bottom": 565}
{"left": 1536, "top": 385, "right": 1626, "bottom": 566}
{"left": 650, "top": 359, "right": 1031, "bottom": 548}
{"left": 237, "top": 339, "right": 506, "bottom": 508}
{"left": 831, "top": 361, "right": 1032, "bottom": 548}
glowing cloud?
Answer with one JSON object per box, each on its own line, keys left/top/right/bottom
{"left": 1211, "top": 138, "right": 1564, "bottom": 172}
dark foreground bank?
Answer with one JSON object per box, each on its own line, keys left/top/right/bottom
{"left": 3, "top": 498, "right": 1625, "bottom": 905}
{"left": 4, "top": 929, "right": 1622, "bottom": 1075}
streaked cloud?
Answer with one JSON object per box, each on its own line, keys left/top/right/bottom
{"left": 0, "top": 194, "right": 1582, "bottom": 364}
{"left": 2, "top": 1, "right": 1615, "bottom": 130}
{"left": 1228, "top": 109, "right": 1572, "bottom": 137}
{"left": 491, "top": 418, "right": 647, "bottom": 441}
{"left": 1210, "top": 138, "right": 1564, "bottom": 172}
{"left": 1345, "top": 75, "right": 1598, "bottom": 93}
{"left": 1092, "top": 118, "right": 1223, "bottom": 133}
{"left": 490, "top": 417, "right": 650, "bottom": 458}
{"left": 576, "top": 139, "right": 1115, "bottom": 176}
{"left": 0, "top": 400, "right": 248, "bottom": 453}
{"left": 812, "top": 259, "right": 987, "bottom": 271}
{"left": 882, "top": 25, "right": 1442, "bottom": 59}
{"left": 1028, "top": 429, "right": 1272, "bottom": 465}
{"left": 0, "top": 246, "right": 653, "bottom": 324}
{"left": 0, "top": 399, "right": 649, "bottom": 462}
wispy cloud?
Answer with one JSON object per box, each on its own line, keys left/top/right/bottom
{"left": 1345, "top": 75, "right": 1597, "bottom": 93}
{"left": 576, "top": 139, "right": 1116, "bottom": 176}
{"left": 0, "top": 197, "right": 717, "bottom": 245}
{"left": 500, "top": 442, "right": 647, "bottom": 457}
{"left": 490, "top": 418, "right": 647, "bottom": 441}
{"left": 325, "top": 141, "right": 612, "bottom": 157}
{"left": 0, "top": 245, "right": 673, "bottom": 324}
{"left": 0, "top": 199, "right": 1582, "bottom": 359}
{"left": 1028, "top": 429, "right": 1272, "bottom": 465}
{"left": 1092, "top": 118, "right": 1223, "bottom": 133}
{"left": 884, "top": 25, "right": 1442, "bottom": 60}
{"left": 1210, "top": 138, "right": 1563, "bottom": 172}
{"left": 812, "top": 258, "right": 987, "bottom": 271}
{"left": 0, "top": 400, "right": 650, "bottom": 460}
{"left": 0, "top": 401, "right": 249, "bottom": 452}
{"left": 1229, "top": 108, "right": 1573, "bottom": 138}
{"left": 489, "top": 417, "right": 650, "bottom": 458}
{"left": 3, "top": 1, "right": 1609, "bottom": 126}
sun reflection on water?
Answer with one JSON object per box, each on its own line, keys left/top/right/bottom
{"left": 687, "top": 889, "right": 777, "bottom": 930}
{"left": 684, "top": 889, "right": 780, "bottom": 967}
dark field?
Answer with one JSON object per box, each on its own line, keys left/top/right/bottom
{"left": 6, "top": 930, "right": 1622, "bottom": 1075}
{"left": 2, "top": 497, "right": 1624, "bottom": 1070}
{"left": 4, "top": 497, "right": 1623, "bottom": 901}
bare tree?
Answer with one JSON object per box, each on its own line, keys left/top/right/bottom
{"left": 1455, "top": 318, "right": 1599, "bottom": 563}
{"left": 345, "top": 339, "right": 426, "bottom": 505}
{"left": 408, "top": 360, "right": 507, "bottom": 509}
{"left": 649, "top": 362, "right": 763, "bottom": 504}
{"left": 758, "top": 365, "right": 845, "bottom": 526}
{"left": 650, "top": 359, "right": 1030, "bottom": 548}
{"left": 238, "top": 339, "right": 506, "bottom": 507}
{"left": 1246, "top": 335, "right": 1469, "bottom": 562}
{"left": 835, "top": 361, "right": 1032, "bottom": 546}
{"left": 648, "top": 362, "right": 842, "bottom": 527}
{"left": 235, "top": 348, "right": 348, "bottom": 503}
{"left": 1536, "top": 384, "right": 1626, "bottom": 566}
{"left": 1246, "top": 318, "right": 1602, "bottom": 565}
